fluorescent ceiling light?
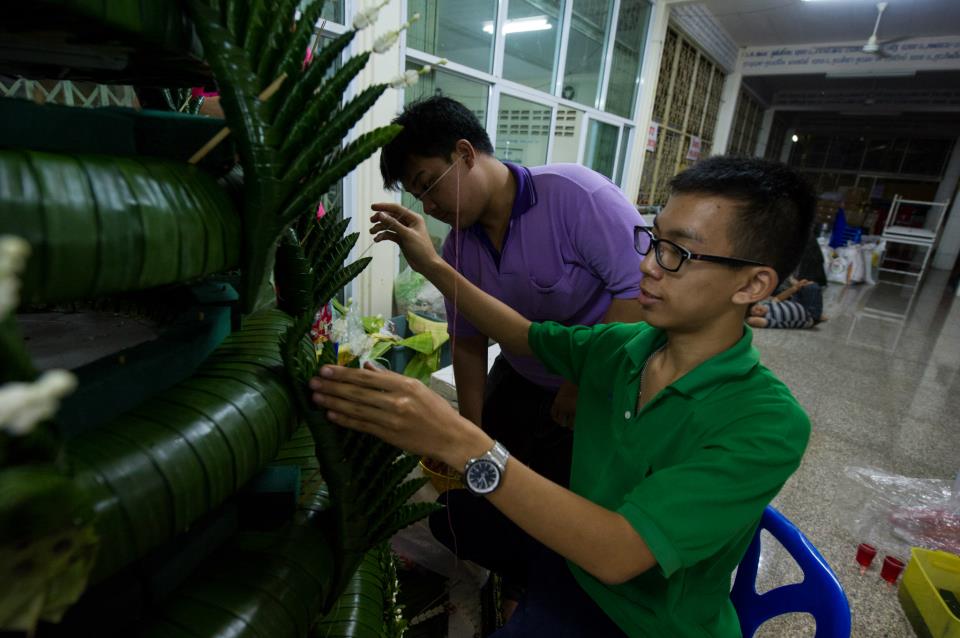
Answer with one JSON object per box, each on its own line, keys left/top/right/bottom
{"left": 482, "top": 16, "right": 552, "bottom": 35}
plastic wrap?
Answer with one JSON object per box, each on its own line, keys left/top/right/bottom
{"left": 394, "top": 267, "right": 445, "bottom": 320}
{"left": 840, "top": 466, "right": 960, "bottom": 558}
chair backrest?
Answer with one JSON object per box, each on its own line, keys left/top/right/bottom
{"left": 731, "top": 506, "right": 851, "bottom": 638}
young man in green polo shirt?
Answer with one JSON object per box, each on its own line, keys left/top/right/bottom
{"left": 310, "top": 156, "right": 815, "bottom": 636}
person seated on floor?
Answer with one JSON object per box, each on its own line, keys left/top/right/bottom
{"left": 309, "top": 156, "right": 813, "bottom": 637}
{"left": 747, "top": 275, "right": 825, "bottom": 329}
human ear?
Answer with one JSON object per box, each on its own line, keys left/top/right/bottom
{"left": 454, "top": 139, "right": 476, "bottom": 168}
{"left": 732, "top": 267, "right": 778, "bottom": 305}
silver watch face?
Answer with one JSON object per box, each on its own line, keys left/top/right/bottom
{"left": 465, "top": 459, "right": 501, "bottom": 494}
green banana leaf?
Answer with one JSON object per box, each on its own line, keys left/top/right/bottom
{"left": 140, "top": 426, "right": 331, "bottom": 638}
{"left": 65, "top": 308, "right": 314, "bottom": 584}
{"left": 313, "top": 544, "right": 404, "bottom": 638}
{"left": 143, "top": 427, "right": 404, "bottom": 638}
{"left": 0, "top": 150, "right": 240, "bottom": 305}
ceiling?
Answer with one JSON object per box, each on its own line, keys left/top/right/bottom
{"left": 683, "top": 1, "right": 960, "bottom": 115}
{"left": 697, "top": 0, "right": 960, "bottom": 47}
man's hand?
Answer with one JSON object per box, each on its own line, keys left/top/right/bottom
{"left": 550, "top": 381, "right": 578, "bottom": 428}
{"left": 310, "top": 363, "right": 491, "bottom": 469}
{"left": 370, "top": 203, "right": 442, "bottom": 274}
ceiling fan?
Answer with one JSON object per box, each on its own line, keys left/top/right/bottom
{"left": 861, "top": 2, "right": 909, "bottom": 57}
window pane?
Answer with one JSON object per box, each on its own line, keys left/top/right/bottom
{"left": 551, "top": 106, "right": 585, "bottom": 163}
{"left": 407, "top": 0, "right": 496, "bottom": 73}
{"left": 402, "top": 65, "right": 490, "bottom": 261}
{"left": 404, "top": 62, "right": 489, "bottom": 122}
{"left": 496, "top": 94, "right": 552, "bottom": 166}
{"left": 502, "top": 0, "right": 563, "bottom": 93}
{"left": 615, "top": 126, "right": 632, "bottom": 186}
{"left": 299, "top": 0, "right": 343, "bottom": 26}
{"left": 605, "top": 1, "right": 650, "bottom": 118}
{"left": 562, "top": 0, "right": 614, "bottom": 109}
{"left": 320, "top": 0, "right": 344, "bottom": 24}
{"left": 584, "top": 119, "right": 618, "bottom": 179}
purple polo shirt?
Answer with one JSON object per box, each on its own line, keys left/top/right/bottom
{"left": 441, "top": 162, "right": 643, "bottom": 389}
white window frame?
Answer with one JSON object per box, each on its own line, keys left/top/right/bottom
{"left": 396, "top": 0, "right": 653, "bottom": 185}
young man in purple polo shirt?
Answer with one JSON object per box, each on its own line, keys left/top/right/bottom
{"left": 378, "top": 97, "right": 645, "bottom": 606}
{"left": 378, "top": 97, "right": 644, "bottom": 485}
{"left": 310, "top": 156, "right": 815, "bottom": 636}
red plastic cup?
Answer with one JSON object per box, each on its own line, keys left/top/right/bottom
{"left": 880, "top": 555, "right": 905, "bottom": 585}
{"left": 855, "top": 543, "right": 877, "bottom": 573}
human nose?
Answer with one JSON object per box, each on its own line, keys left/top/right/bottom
{"left": 639, "top": 248, "right": 662, "bottom": 279}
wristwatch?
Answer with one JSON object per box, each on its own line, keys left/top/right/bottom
{"left": 463, "top": 441, "right": 510, "bottom": 495}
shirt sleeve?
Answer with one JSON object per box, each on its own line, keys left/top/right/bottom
{"left": 528, "top": 321, "right": 618, "bottom": 384}
{"left": 566, "top": 181, "right": 645, "bottom": 300}
{"left": 441, "top": 231, "right": 481, "bottom": 338}
{"left": 617, "top": 403, "right": 811, "bottom": 578}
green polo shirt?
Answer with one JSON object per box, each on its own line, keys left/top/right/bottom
{"left": 528, "top": 320, "right": 809, "bottom": 637}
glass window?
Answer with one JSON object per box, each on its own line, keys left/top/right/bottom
{"left": 562, "top": 0, "right": 615, "bottom": 109}
{"left": 407, "top": 0, "right": 497, "bottom": 73}
{"left": 550, "top": 106, "right": 585, "bottom": 163}
{"left": 605, "top": 1, "right": 650, "bottom": 118}
{"left": 501, "top": 0, "right": 564, "bottom": 93}
{"left": 615, "top": 126, "right": 632, "bottom": 186}
{"left": 584, "top": 118, "right": 619, "bottom": 179}
{"left": 299, "top": 0, "right": 343, "bottom": 25}
{"left": 403, "top": 62, "right": 490, "bottom": 122}
{"left": 496, "top": 94, "right": 552, "bottom": 166}
{"left": 401, "top": 65, "right": 490, "bottom": 260}
{"left": 320, "top": 0, "right": 344, "bottom": 24}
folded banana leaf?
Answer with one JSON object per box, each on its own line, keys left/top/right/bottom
{"left": 66, "top": 308, "right": 313, "bottom": 584}
{"left": 141, "top": 425, "right": 403, "bottom": 638}
{"left": 0, "top": 149, "right": 240, "bottom": 306}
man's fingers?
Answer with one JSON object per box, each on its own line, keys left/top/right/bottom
{"left": 312, "top": 388, "right": 389, "bottom": 425}
{"left": 313, "top": 364, "right": 411, "bottom": 393}
{"left": 371, "top": 202, "right": 418, "bottom": 224}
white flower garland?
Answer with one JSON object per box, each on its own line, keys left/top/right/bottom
{"left": 0, "top": 235, "right": 30, "bottom": 320}
{"left": 0, "top": 370, "right": 78, "bottom": 436}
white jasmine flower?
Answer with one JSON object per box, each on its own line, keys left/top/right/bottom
{"left": 389, "top": 70, "right": 420, "bottom": 89}
{"left": 0, "top": 236, "right": 30, "bottom": 320}
{"left": 0, "top": 369, "right": 77, "bottom": 436}
{"left": 372, "top": 13, "right": 420, "bottom": 54}
{"left": 352, "top": 0, "right": 391, "bottom": 30}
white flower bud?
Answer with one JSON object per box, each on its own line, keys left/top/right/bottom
{"left": 372, "top": 13, "right": 420, "bottom": 54}
{"left": 0, "top": 236, "right": 30, "bottom": 320}
{"left": 389, "top": 70, "right": 421, "bottom": 89}
{"left": 352, "top": 0, "right": 391, "bottom": 30}
{"left": 0, "top": 369, "right": 77, "bottom": 436}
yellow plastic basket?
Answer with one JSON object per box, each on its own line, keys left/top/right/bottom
{"left": 419, "top": 457, "right": 463, "bottom": 494}
{"left": 899, "top": 548, "right": 960, "bottom": 638}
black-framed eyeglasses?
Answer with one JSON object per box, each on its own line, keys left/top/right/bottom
{"left": 633, "top": 226, "right": 769, "bottom": 273}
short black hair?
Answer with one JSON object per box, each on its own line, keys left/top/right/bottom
{"left": 669, "top": 156, "right": 815, "bottom": 283}
{"left": 380, "top": 96, "right": 494, "bottom": 190}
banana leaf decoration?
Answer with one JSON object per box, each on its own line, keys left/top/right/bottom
{"left": 184, "top": 0, "right": 402, "bottom": 314}
{"left": 0, "top": 150, "right": 241, "bottom": 305}
{"left": 141, "top": 428, "right": 404, "bottom": 638}
{"left": 65, "top": 308, "right": 314, "bottom": 584}
{"left": 274, "top": 216, "right": 439, "bottom": 610}
{"left": 313, "top": 543, "right": 404, "bottom": 638}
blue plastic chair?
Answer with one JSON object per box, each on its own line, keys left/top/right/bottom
{"left": 731, "top": 506, "right": 851, "bottom": 637}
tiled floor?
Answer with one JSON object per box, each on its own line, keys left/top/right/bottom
{"left": 751, "top": 270, "right": 960, "bottom": 637}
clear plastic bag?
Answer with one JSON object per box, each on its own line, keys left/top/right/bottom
{"left": 393, "top": 267, "right": 445, "bottom": 320}
{"left": 839, "top": 466, "right": 960, "bottom": 557}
